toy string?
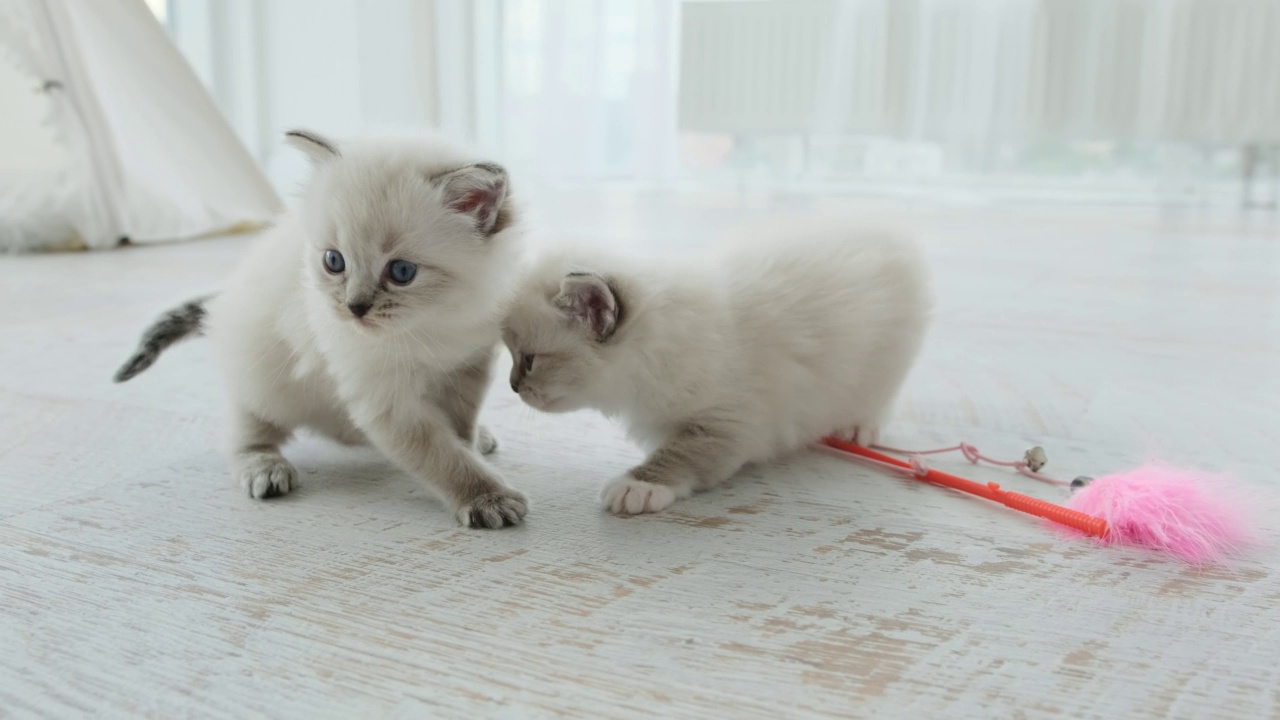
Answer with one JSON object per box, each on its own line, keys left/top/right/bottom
{"left": 821, "top": 437, "right": 1108, "bottom": 537}
{"left": 870, "top": 442, "right": 1070, "bottom": 487}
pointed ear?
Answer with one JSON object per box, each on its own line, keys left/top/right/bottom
{"left": 284, "top": 129, "right": 339, "bottom": 164}
{"left": 436, "top": 162, "right": 509, "bottom": 235}
{"left": 554, "top": 272, "right": 619, "bottom": 341}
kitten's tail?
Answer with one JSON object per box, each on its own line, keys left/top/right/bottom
{"left": 113, "top": 296, "right": 212, "bottom": 383}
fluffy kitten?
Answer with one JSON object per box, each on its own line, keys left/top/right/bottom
{"left": 502, "top": 218, "right": 931, "bottom": 515}
{"left": 115, "top": 130, "right": 528, "bottom": 528}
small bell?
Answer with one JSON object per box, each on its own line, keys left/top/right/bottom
{"left": 1023, "top": 446, "right": 1048, "bottom": 472}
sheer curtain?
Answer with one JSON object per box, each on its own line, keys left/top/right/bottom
{"left": 468, "top": 0, "right": 1280, "bottom": 202}
{"left": 800, "top": 1, "right": 1280, "bottom": 150}
{"left": 484, "top": 0, "right": 681, "bottom": 181}
{"left": 161, "top": 0, "right": 681, "bottom": 187}
{"left": 161, "top": 0, "right": 1280, "bottom": 206}
{"left": 164, "top": 0, "right": 436, "bottom": 190}
{"left": 674, "top": 0, "right": 1280, "bottom": 201}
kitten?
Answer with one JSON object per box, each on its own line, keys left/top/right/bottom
{"left": 502, "top": 217, "right": 931, "bottom": 515}
{"left": 115, "top": 130, "right": 528, "bottom": 528}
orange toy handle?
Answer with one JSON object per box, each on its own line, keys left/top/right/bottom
{"left": 821, "top": 437, "right": 1108, "bottom": 538}
{"left": 996, "top": 489, "right": 1107, "bottom": 536}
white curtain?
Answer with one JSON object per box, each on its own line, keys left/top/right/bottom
{"left": 686, "top": 2, "right": 1280, "bottom": 163}
{"left": 491, "top": 0, "right": 681, "bottom": 181}
{"left": 796, "top": 0, "right": 1280, "bottom": 146}
{"left": 164, "top": 0, "right": 436, "bottom": 191}
{"left": 163, "top": 0, "right": 682, "bottom": 186}
{"left": 479, "top": 0, "right": 1280, "bottom": 197}
{"left": 161, "top": 0, "right": 1280, "bottom": 202}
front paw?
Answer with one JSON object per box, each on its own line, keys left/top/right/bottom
{"left": 235, "top": 453, "right": 297, "bottom": 499}
{"left": 601, "top": 474, "right": 677, "bottom": 515}
{"left": 457, "top": 489, "right": 527, "bottom": 528}
{"left": 833, "top": 423, "right": 881, "bottom": 447}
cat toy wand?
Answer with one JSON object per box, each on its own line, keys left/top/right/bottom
{"left": 820, "top": 436, "right": 1261, "bottom": 564}
{"left": 821, "top": 437, "right": 1108, "bottom": 536}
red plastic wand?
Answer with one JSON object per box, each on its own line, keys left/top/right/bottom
{"left": 821, "top": 437, "right": 1109, "bottom": 538}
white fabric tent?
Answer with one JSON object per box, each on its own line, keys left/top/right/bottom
{"left": 0, "top": 0, "right": 281, "bottom": 252}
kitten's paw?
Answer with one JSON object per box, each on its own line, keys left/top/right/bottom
{"left": 236, "top": 454, "right": 297, "bottom": 499}
{"left": 601, "top": 474, "right": 677, "bottom": 515}
{"left": 834, "top": 423, "right": 881, "bottom": 447}
{"left": 477, "top": 426, "right": 499, "bottom": 455}
{"left": 457, "top": 489, "right": 527, "bottom": 528}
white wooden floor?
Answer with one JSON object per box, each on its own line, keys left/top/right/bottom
{"left": 2, "top": 195, "right": 1278, "bottom": 719}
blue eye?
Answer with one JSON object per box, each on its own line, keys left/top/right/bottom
{"left": 323, "top": 249, "right": 345, "bottom": 274}
{"left": 387, "top": 259, "right": 417, "bottom": 285}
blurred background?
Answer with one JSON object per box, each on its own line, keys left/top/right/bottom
{"left": 161, "top": 0, "right": 1280, "bottom": 203}
{"left": 3, "top": 0, "right": 1280, "bottom": 250}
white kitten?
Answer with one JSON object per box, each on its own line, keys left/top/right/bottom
{"left": 502, "top": 217, "right": 931, "bottom": 515}
{"left": 115, "top": 130, "right": 528, "bottom": 528}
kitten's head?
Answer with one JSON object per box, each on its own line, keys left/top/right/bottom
{"left": 503, "top": 267, "right": 622, "bottom": 413}
{"left": 286, "top": 129, "right": 519, "bottom": 333}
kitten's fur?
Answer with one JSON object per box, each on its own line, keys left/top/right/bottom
{"left": 116, "top": 130, "right": 527, "bottom": 528}
{"left": 503, "top": 218, "right": 931, "bottom": 515}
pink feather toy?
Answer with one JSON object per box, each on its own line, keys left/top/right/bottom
{"left": 1063, "top": 464, "right": 1259, "bottom": 565}
{"left": 821, "top": 438, "right": 1263, "bottom": 565}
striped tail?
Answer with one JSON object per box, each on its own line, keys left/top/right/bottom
{"left": 113, "top": 296, "right": 211, "bottom": 382}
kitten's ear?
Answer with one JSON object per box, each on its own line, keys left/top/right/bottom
{"left": 436, "top": 163, "right": 509, "bottom": 235}
{"left": 284, "top": 129, "right": 340, "bottom": 164}
{"left": 554, "top": 272, "right": 619, "bottom": 341}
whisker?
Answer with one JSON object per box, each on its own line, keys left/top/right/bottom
{"left": 246, "top": 334, "right": 289, "bottom": 372}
